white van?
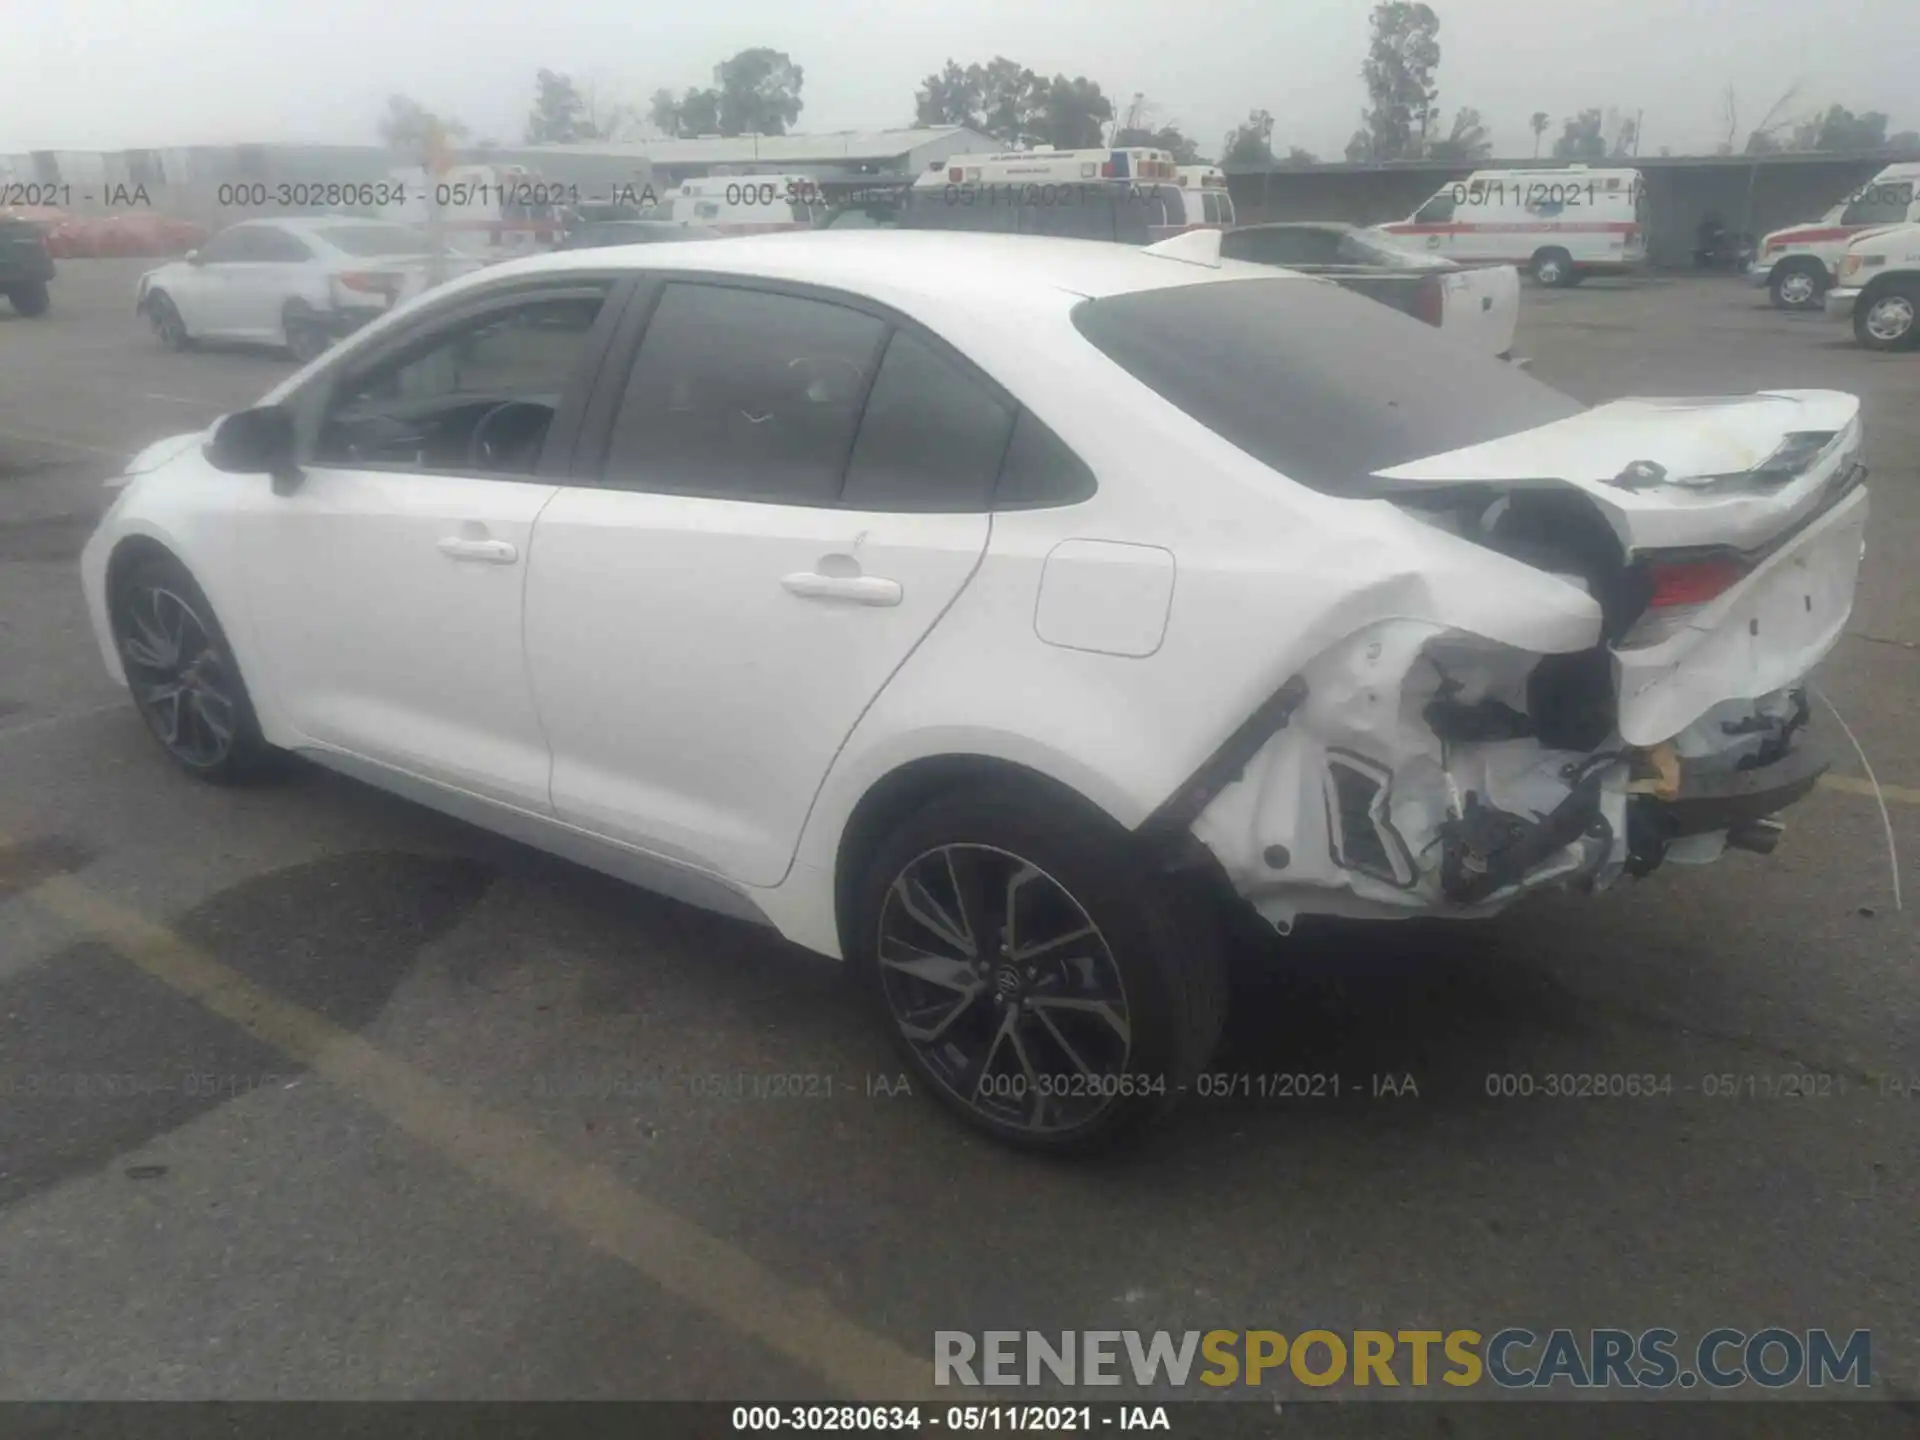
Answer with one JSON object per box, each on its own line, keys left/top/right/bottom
{"left": 1159, "top": 165, "right": 1236, "bottom": 236}
{"left": 668, "top": 174, "right": 825, "bottom": 234}
{"left": 1379, "top": 165, "right": 1647, "bottom": 287}
{"left": 1748, "top": 161, "right": 1920, "bottom": 310}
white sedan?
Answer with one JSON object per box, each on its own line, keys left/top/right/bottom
{"left": 135, "top": 216, "right": 484, "bottom": 363}
{"left": 82, "top": 230, "right": 1867, "bottom": 1151}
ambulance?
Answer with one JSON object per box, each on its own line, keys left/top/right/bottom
{"left": 1378, "top": 165, "right": 1647, "bottom": 287}
{"left": 1747, "top": 160, "right": 1920, "bottom": 310}
{"left": 666, "top": 174, "right": 826, "bottom": 234}
{"left": 904, "top": 146, "right": 1181, "bottom": 242}
{"left": 1158, "top": 165, "right": 1237, "bottom": 237}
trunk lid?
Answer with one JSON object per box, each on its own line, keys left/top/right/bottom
{"left": 1371, "top": 389, "right": 1863, "bottom": 553}
{"left": 1371, "top": 389, "right": 1869, "bottom": 746}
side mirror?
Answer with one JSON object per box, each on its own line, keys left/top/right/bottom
{"left": 185, "top": 249, "right": 204, "bottom": 266}
{"left": 205, "top": 405, "right": 299, "bottom": 486}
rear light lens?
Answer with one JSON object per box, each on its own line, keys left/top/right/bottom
{"left": 948, "top": 166, "right": 963, "bottom": 182}
{"left": 336, "top": 271, "right": 397, "bottom": 298}
{"left": 1764, "top": 239, "right": 1784, "bottom": 256}
{"left": 1411, "top": 274, "right": 1444, "bottom": 328}
{"left": 1645, "top": 556, "right": 1748, "bottom": 609}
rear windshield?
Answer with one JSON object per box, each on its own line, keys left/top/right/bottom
{"left": 319, "top": 224, "right": 432, "bottom": 256}
{"left": 1070, "top": 278, "right": 1585, "bottom": 490}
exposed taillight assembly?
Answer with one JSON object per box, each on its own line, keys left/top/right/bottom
{"left": 336, "top": 271, "right": 398, "bottom": 297}
{"left": 1644, "top": 555, "right": 1749, "bottom": 609}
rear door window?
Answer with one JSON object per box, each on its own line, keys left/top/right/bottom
{"left": 601, "top": 282, "right": 887, "bottom": 505}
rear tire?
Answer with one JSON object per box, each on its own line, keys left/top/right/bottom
{"left": 108, "top": 552, "right": 282, "bottom": 784}
{"left": 1854, "top": 283, "right": 1919, "bottom": 351}
{"left": 283, "top": 304, "right": 331, "bottom": 364}
{"left": 8, "top": 281, "right": 50, "bottom": 316}
{"left": 849, "top": 782, "right": 1227, "bottom": 1154}
{"left": 1530, "top": 248, "right": 1575, "bottom": 288}
{"left": 1770, "top": 261, "right": 1826, "bottom": 311}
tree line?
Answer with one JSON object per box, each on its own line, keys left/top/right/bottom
{"left": 374, "top": 13, "right": 1916, "bottom": 168}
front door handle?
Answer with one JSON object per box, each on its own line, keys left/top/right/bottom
{"left": 781, "top": 572, "right": 902, "bottom": 606}
{"left": 437, "top": 536, "right": 519, "bottom": 564}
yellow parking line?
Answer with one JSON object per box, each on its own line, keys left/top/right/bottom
{"left": 18, "top": 869, "right": 935, "bottom": 1401}
{"left": 1821, "top": 774, "right": 1920, "bottom": 807}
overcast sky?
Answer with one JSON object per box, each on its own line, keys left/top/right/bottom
{"left": 6, "top": 0, "right": 1915, "bottom": 160}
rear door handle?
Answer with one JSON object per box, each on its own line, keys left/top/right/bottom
{"left": 781, "top": 572, "right": 902, "bottom": 606}
{"left": 437, "top": 537, "right": 519, "bottom": 564}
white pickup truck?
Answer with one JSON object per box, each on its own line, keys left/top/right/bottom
{"left": 1824, "top": 222, "right": 1920, "bottom": 350}
{"left": 1216, "top": 221, "right": 1522, "bottom": 360}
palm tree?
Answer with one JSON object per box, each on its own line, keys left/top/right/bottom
{"left": 1529, "top": 111, "right": 1550, "bottom": 157}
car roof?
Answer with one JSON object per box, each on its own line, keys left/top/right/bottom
{"left": 230, "top": 215, "right": 416, "bottom": 237}
{"left": 462, "top": 229, "right": 1307, "bottom": 315}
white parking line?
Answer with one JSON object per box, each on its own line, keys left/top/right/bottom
{"left": 0, "top": 425, "right": 130, "bottom": 461}
{"left": 139, "top": 392, "right": 222, "bottom": 408}
{"left": 0, "top": 703, "right": 125, "bottom": 743}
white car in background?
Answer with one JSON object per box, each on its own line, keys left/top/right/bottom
{"left": 83, "top": 231, "right": 1866, "bottom": 1152}
{"left": 136, "top": 217, "right": 484, "bottom": 362}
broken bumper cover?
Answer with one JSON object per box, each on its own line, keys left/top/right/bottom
{"left": 1174, "top": 620, "right": 1831, "bottom": 932}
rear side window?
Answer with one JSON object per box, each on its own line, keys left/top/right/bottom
{"left": 604, "top": 283, "right": 886, "bottom": 504}
{"left": 841, "top": 332, "right": 1013, "bottom": 512}
{"left": 995, "top": 409, "right": 1097, "bottom": 508}
{"left": 1070, "top": 278, "right": 1584, "bottom": 492}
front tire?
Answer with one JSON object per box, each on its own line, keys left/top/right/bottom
{"left": 8, "top": 281, "right": 50, "bottom": 316}
{"left": 108, "top": 553, "right": 280, "bottom": 783}
{"left": 1770, "top": 261, "right": 1826, "bottom": 311}
{"left": 146, "top": 290, "right": 192, "bottom": 350}
{"left": 1854, "top": 283, "right": 1919, "bottom": 351}
{"left": 850, "top": 784, "right": 1226, "bottom": 1153}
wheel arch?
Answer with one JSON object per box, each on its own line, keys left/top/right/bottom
{"left": 827, "top": 750, "right": 1140, "bottom": 964}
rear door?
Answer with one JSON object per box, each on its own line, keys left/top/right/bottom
{"left": 524, "top": 278, "right": 1009, "bottom": 887}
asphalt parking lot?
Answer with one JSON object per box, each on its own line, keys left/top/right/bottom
{"left": 1, "top": 260, "right": 1916, "bottom": 1427}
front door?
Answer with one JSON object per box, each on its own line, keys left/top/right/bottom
{"left": 526, "top": 279, "right": 1014, "bottom": 887}
{"left": 237, "top": 278, "right": 622, "bottom": 811}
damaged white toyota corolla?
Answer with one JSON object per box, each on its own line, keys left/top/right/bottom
{"left": 79, "top": 230, "right": 1868, "bottom": 1152}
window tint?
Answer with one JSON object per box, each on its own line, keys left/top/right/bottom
{"left": 995, "top": 409, "right": 1097, "bottom": 508}
{"left": 1229, "top": 227, "right": 1343, "bottom": 265}
{"left": 1202, "top": 193, "right": 1222, "bottom": 224}
{"left": 319, "top": 223, "right": 433, "bottom": 256}
{"left": 1218, "top": 194, "right": 1236, "bottom": 226}
{"left": 1070, "top": 278, "right": 1584, "bottom": 494}
{"left": 1411, "top": 192, "right": 1456, "bottom": 224}
{"left": 253, "top": 227, "right": 313, "bottom": 262}
{"left": 841, "top": 332, "right": 1013, "bottom": 512}
{"left": 314, "top": 286, "right": 610, "bottom": 475}
{"left": 198, "top": 227, "right": 253, "bottom": 263}
{"left": 604, "top": 283, "right": 886, "bottom": 504}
